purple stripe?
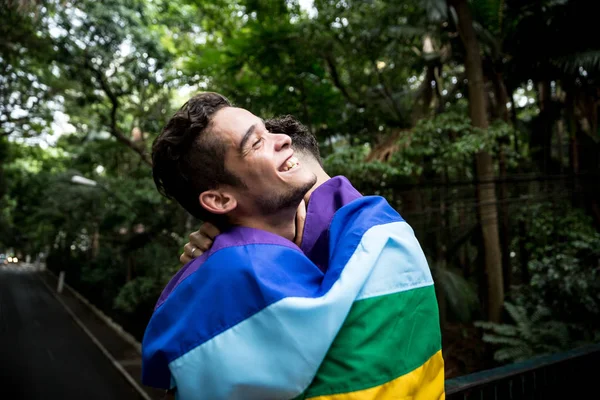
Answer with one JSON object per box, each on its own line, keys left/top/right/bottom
{"left": 156, "top": 175, "right": 360, "bottom": 309}
{"left": 155, "top": 226, "right": 300, "bottom": 309}
{"left": 300, "top": 176, "right": 362, "bottom": 272}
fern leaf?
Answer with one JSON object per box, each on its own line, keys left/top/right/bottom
{"left": 482, "top": 334, "right": 524, "bottom": 347}
{"left": 494, "top": 346, "right": 532, "bottom": 363}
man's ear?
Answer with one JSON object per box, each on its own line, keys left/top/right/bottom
{"left": 199, "top": 189, "right": 237, "bottom": 215}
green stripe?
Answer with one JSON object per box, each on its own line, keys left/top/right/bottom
{"left": 304, "top": 284, "right": 441, "bottom": 397}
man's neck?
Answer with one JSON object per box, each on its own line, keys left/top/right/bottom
{"left": 303, "top": 160, "right": 331, "bottom": 204}
{"left": 230, "top": 156, "right": 330, "bottom": 241}
{"left": 235, "top": 208, "right": 298, "bottom": 241}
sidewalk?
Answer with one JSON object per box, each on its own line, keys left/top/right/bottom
{"left": 39, "top": 267, "right": 165, "bottom": 400}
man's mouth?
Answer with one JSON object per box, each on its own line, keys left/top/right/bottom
{"left": 280, "top": 156, "right": 300, "bottom": 172}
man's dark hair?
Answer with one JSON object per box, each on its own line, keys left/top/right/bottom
{"left": 265, "top": 115, "right": 322, "bottom": 165}
{"left": 152, "top": 92, "right": 244, "bottom": 221}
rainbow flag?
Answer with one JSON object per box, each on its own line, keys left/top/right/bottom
{"left": 142, "top": 195, "right": 443, "bottom": 399}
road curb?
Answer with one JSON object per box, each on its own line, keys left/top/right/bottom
{"left": 38, "top": 273, "right": 152, "bottom": 400}
{"left": 44, "top": 268, "right": 142, "bottom": 354}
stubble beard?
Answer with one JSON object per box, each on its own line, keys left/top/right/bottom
{"left": 256, "top": 173, "right": 317, "bottom": 215}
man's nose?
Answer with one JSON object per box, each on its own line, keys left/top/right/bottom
{"left": 273, "top": 133, "right": 292, "bottom": 151}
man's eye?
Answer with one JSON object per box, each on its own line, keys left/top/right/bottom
{"left": 252, "top": 138, "right": 263, "bottom": 148}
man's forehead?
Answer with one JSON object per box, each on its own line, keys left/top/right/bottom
{"left": 213, "top": 107, "right": 263, "bottom": 131}
{"left": 212, "top": 107, "right": 264, "bottom": 149}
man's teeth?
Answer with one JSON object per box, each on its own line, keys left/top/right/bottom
{"left": 282, "top": 157, "right": 299, "bottom": 172}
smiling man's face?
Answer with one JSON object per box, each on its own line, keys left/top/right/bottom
{"left": 211, "top": 107, "right": 317, "bottom": 216}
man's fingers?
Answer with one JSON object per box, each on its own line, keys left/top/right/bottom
{"left": 180, "top": 241, "right": 206, "bottom": 266}
{"left": 189, "top": 231, "right": 213, "bottom": 251}
{"left": 180, "top": 223, "right": 220, "bottom": 266}
{"left": 183, "top": 242, "right": 206, "bottom": 259}
{"left": 199, "top": 222, "right": 220, "bottom": 240}
{"left": 180, "top": 253, "right": 192, "bottom": 265}
{"left": 294, "top": 199, "right": 307, "bottom": 247}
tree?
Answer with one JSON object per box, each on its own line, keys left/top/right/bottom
{"left": 0, "top": 1, "right": 58, "bottom": 139}
{"left": 448, "top": 0, "right": 504, "bottom": 322}
{"left": 49, "top": 0, "right": 180, "bottom": 166}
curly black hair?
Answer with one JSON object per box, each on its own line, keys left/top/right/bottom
{"left": 266, "top": 115, "right": 321, "bottom": 166}
{"left": 151, "top": 92, "right": 244, "bottom": 221}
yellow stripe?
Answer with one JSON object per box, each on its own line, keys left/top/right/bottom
{"left": 306, "top": 350, "right": 445, "bottom": 400}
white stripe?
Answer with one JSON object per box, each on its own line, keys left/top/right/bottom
{"left": 169, "top": 221, "right": 425, "bottom": 400}
{"left": 355, "top": 221, "right": 434, "bottom": 301}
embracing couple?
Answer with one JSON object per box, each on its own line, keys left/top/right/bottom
{"left": 141, "top": 92, "right": 445, "bottom": 400}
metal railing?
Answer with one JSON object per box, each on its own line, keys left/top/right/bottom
{"left": 445, "top": 343, "right": 600, "bottom": 399}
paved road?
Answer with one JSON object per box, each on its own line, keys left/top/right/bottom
{"left": 0, "top": 267, "right": 141, "bottom": 399}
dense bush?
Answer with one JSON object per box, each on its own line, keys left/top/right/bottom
{"left": 478, "top": 202, "right": 600, "bottom": 363}
{"left": 515, "top": 202, "right": 600, "bottom": 325}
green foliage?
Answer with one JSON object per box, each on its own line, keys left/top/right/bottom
{"left": 174, "top": 0, "right": 437, "bottom": 144}
{"left": 475, "top": 302, "right": 576, "bottom": 363}
{"left": 470, "top": 0, "right": 506, "bottom": 38}
{"left": 324, "top": 110, "right": 517, "bottom": 195}
{"left": 113, "top": 242, "right": 181, "bottom": 313}
{"left": 477, "top": 300, "right": 600, "bottom": 364}
{"left": 53, "top": 0, "right": 177, "bottom": 151}
{"left": 432, "top": 263, "right": 479, "bottom": 323}
{"left": 324, "top": 143, "right": 406, "bottom": 200}
{"left": 479, "top": 202, "right": 600, "bottom": 364}
{"left": 396, "top": 110, "right": 516, "bottom": 175}
{"left": 514, "top": 202, "right": 600, "bottom": 324}
{"left": 114, "top": 277, "right": 162, "bottom": 313}
{"left": 0, "top": 2, "right": 58, "bottom": 138}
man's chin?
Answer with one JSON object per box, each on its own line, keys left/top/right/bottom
{"left": 302, "top": 171, "right": 318, "bottom": 191}
{"left": 293, "top": 172, "right": 318, "bottom": 201}
{"left": 257, "top": 174, "right": 316, "bottom": 214}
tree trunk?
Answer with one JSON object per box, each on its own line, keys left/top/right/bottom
{"left": 497, "top": 150, "right": 511, "bottom": 290}
{"left": 0, "top": 137, "right": 6, "bottom": 200}
{"left": 508, "top": 87, "right": 520, "bottom": 153}
{"left": 412, "top": 65, "right": 436, "bottom": 124}
{"left": 566, "top": 92, "right": 581, "bottom": 207}
{"left": 436, "top": 168, "right": 450, "bottom": 328}
{"left": 490, "top": 71, "right": 512, "bottom": 293}
{"left": 557, "top": 119, "right": 565, "bottom": 173}
{"left": 127, "top": 255, "right": 134, "bottom": 282}
{"left": 532, "top": 80, "right": 554, "bottom": 174}
{"left": 91, "top": 226, "right": 100, "bottom": 259}
{"left": 518, "top": 219, "right": 530, "bottom": 284}
{"left": 450, "top": 0, "right": 504, "bottom": 322}
{"left": 492, "top": 72, "right": 510, "bottom": 123}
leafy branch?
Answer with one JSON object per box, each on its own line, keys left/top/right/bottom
{"left": 84, "top": 57, "right": 152, "bottom": 166}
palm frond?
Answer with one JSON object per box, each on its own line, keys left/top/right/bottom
{"left": 552, "top": 50, "right": 600, "bottom": 75}
{"left": 419, "top": 0, "right": 448, "bottom": 23}
{"left": 472, "top": 21, "right": 501, "bottom": 59}
{"left": 431, "top": 262, "right": 479, "bottom": 322}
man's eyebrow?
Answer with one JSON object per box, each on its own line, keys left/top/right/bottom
{"left": 239, "top": 124, "right": 256, "bottom": 154}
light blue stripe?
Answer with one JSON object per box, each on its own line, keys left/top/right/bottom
{"left": 355, "top": 221, "right": 434, "bottom": 301}
{"left": 168, "top": 221, "right": 408, "bottom": 400}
